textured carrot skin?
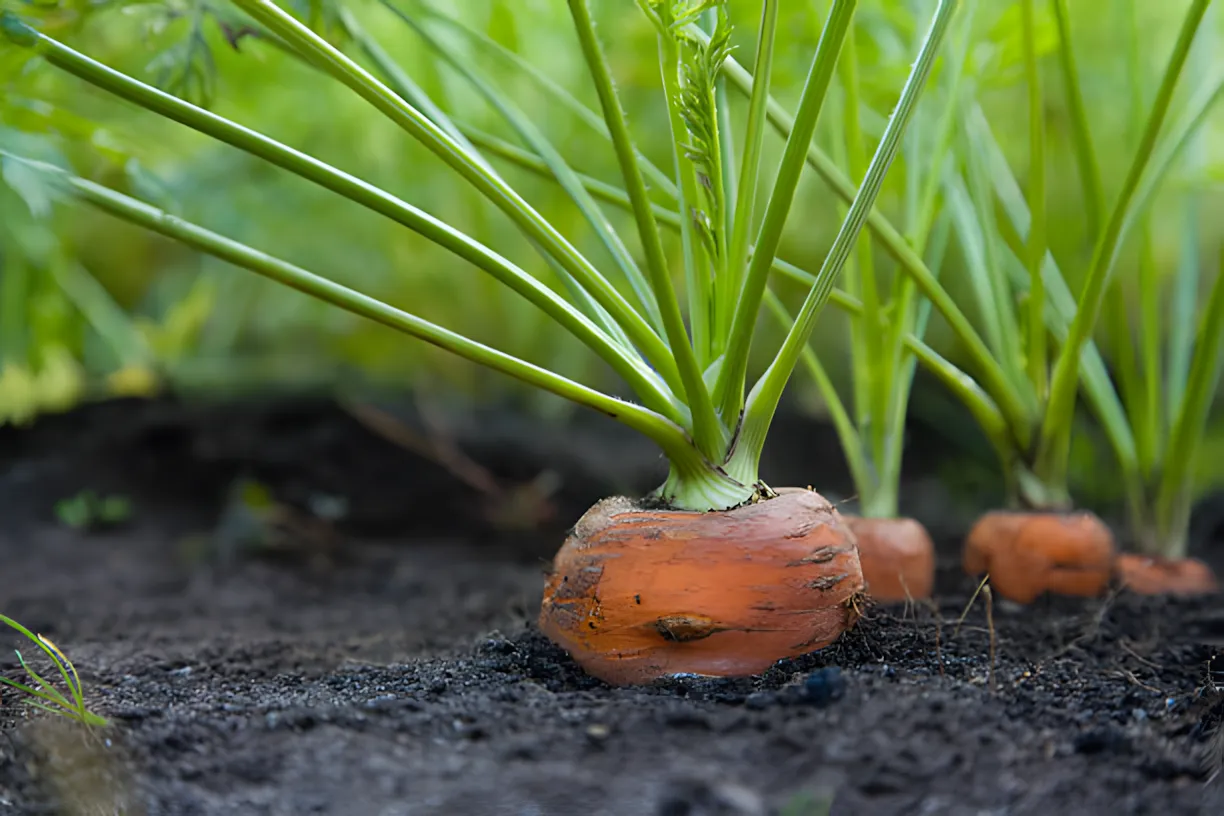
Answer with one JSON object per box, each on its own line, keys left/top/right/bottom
{"left": 1115, "top": 554, "right": 1218, "bottom": 596}
{"left": 964, "top": 511, "right": 1115, "bottom": 603}
{"left": 539, "top": 490, "right": 864, "bottom": 685}
{"left": 845, "top": 516, "right": 935, "bottom": 602}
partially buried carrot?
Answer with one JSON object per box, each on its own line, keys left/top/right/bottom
{"left": 844, "top": 515, "right": 935, "bottom": 602}
{"left": 538, "top": 489, "right": 865, "bottom": 685}
{"left": 1115, "top": 554, "right": 1219, "bottom": 597}
{"left": 963, "top": 510, "right": 1115, "bottom": 604}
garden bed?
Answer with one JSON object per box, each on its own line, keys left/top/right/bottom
{"left": 1, "top": 398, "right": 1222, "bottom": 815}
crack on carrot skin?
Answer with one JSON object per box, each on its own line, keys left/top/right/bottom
{"left": 654, "top": 615, "right": 723, "bottom": 642}
{"left": 807, "top": 573, "right": 850, "bottom": 591}
{"left": 789, "top": 544, "right": 854, "bottom": 566}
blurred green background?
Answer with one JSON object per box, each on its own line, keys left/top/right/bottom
{"left": 4, "top": 0, "right": 1224, "bottom": 505}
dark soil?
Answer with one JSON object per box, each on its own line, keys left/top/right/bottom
{"left": 1, "top": 397, "right": 1223, "bottom": 815}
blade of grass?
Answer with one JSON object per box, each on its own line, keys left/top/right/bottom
{"left": 0, "top": 615, "right": 82, "bottom": 713}
{"left": 0, "top": 21, "right": 682, "bottom": 423}
{"left": 1049, "top": 0, "right": 1103, "bottom": 240}
{"left": 37, "top": 636, "right": 87, "bottom": 714}
{"left": 1155, "top": 248, "right": 1224, "bottom": 557}
{"left": 1036, "top": 0, "right": 1210, "bottom": 491}
{"left": 12, "top": 655, "right": 75, "bottom": 712}
{"left": 721, "top": 0, "right": 778, "bottom": 357}
{"left": 229, "top": 0, "right": 684, "bottom": 396}
{"left": 714, "top": 0, "right": 858, "bottom": 421}
{"left": 1021, "top": 0, "right": 1047, "bottom": 403}
{"left": 729, "top": 0, "right": 959, "bottom": 482}
{"left": 16, "top": 156, "right": 716, "bottom": 474}
{"left": 0, "top": 676, "right": 77, "bottom": 712}
{"left": 567, "top": 0, "right": 725, "bottom": 460}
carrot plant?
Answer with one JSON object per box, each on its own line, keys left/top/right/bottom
{"left": 768, "top": 0, "right": 1218, "bottom": 547}
{"left": 1097, "top": 0, "right": 1224, "bottom": 559}
{"left": 765, "top": 2, "right": 974, "bottom": 522}
{"left": 0, "top": 0, "right": 958, "bottom": 512}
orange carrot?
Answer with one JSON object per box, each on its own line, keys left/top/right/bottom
{"left": 1115, "top": 553, "right": 1219, "bottom": 597}
{"left": 844, "top": 515, "right": 936, "bottom": 602}
{"left": 538, "top": 489, "right": 865, "bottom": 685}
{"left": 963, "top": 511, "right": 1115, "bottom": 604}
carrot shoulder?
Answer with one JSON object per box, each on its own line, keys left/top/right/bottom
{"left": 844, "top": 515, "right": 935, "bottom": 602}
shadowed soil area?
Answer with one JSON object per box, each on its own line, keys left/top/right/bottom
{"left": 1, "top": 398, "right": 1222, "bottom": 815}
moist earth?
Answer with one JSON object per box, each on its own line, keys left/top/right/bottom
{"left": 1, "top": 398, "right": 1222, "bottom": 815}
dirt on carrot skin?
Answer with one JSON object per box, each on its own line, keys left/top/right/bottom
{"left": 2, "top": 398, "right": 1223, "bottom": 815}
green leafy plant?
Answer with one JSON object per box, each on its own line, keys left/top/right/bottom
{"left": 1, "top": 0, "right": 958, "bottom": 512}
{"left": 0, "top": 614, "right": 108, "bottom": 728}
{"left": 763, "top": 2, "right": 972, "bottom": 520}
{"left": 1093, "top": 0, "right": 1224, "bottom": 557}
{"left": 770, "top": 0, "right": 1221, "bottom": 562}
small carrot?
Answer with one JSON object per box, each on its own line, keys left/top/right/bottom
{"left": 844, "top": 515, "right": 936, "bottom": 602}
{"left": 538, "top": 489, "right": 865, "bottom": 685}
{"left": 1115, "top": 554, "right": 1219, "bottom": 597}
{"left": 963, "top": 510, "right": 1115, "bottom": 604}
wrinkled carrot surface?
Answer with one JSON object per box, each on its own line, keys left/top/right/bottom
{"left": 963, "top": 511, "right": 1115, "bottom": 604}
{"left": 845, "top": 515, "right": 935, "bottom": 602}
{"left": 539, "top": 489, "right": 865, "bottom": 685}
{"left": 1115, "top": 553, "right": 1219, "bottom": 597}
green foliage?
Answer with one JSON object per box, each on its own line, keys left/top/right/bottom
{"left": 1, "top": 0, "right": 1223, "bottom": 525}
{"left": 55, "top": 489, "right": 134, "bottom": 530}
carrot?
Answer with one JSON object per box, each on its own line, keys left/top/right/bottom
{"left": 844, "top": 515, "right": 935, "bottom": 602}
{"left": 538, "top": 489, "right": 865, "bottom": 685}
{"left": 1115, "top": 554, "right": 1219, "bottom": 597}
{"left": 963, "top": 511, "right": 1115, "bottom": 604}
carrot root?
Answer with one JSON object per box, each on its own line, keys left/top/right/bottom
{"left": 538, "top": 489, "right": 865, "bottom": 685}
{"left": 963, "top": 510, "right": 1115, "bottom": 604}
{"left": 844, "top": 515, "right": 935, "bottom": 602}
{"left": 1115, "top": 553, "right": 1219, "bottom": 597}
